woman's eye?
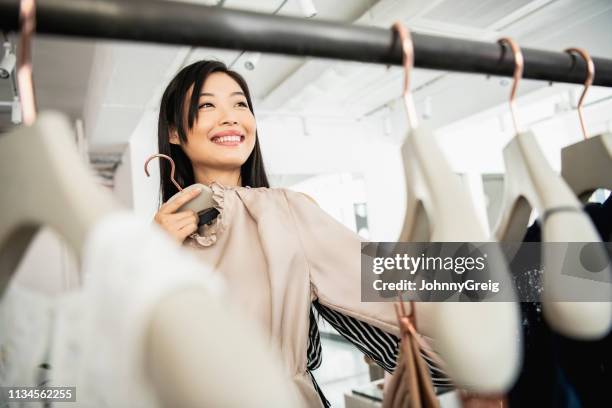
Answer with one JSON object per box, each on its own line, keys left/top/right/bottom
{"left": 199, "top": 102, "right": 213, "bottom": 109}
{"left": 236, "top": 101, "right": 248, "bottom": 108}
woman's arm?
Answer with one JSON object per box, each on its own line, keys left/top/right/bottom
{"left": 311, "top": 300, "right": 452, "bottom": 388}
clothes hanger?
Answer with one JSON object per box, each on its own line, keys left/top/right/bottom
{"left": 144, "top": 154, "right": 218, "bottom": 226}
{"left": 383, "top": 299, "right": 440, "bottom": 408}
{"left": 492, "top": 38, "right": 612, "bottom": 339}
{"left": 0, "top": 0, "right": 118, "bottom": 297}
{"left": 393, "top": 22, "right": 520, "bottom": 393}
{"left": 560, "top": 48, "right": 612, "bottom": 201}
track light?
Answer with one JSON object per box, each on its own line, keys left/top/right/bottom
{"left": 243, "top": 52, "right": 261, "bottom": 71}
{"left": 295, "top": 0, "right": 317, "bottom": 18}
{"left": 0, "top": 42, "right": 16, "bottom": 79}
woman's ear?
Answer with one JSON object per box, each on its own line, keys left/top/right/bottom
{"left": 169, "top": 128, "right": 180, "bottom": 145}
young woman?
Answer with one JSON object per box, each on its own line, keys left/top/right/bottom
{"left": 153, "top": 60, "right": 449, "bottom": 407}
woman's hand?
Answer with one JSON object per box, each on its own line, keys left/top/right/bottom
{"left": 153, "top": 187, "right": 203, "bottom": 244}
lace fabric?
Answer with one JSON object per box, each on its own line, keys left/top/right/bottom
{"left": 188, "top": 181, "right": 251, "bottom": 248}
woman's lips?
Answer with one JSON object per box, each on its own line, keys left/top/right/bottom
{"left": 210, "top": 134, "right": 244, "bottom": 146}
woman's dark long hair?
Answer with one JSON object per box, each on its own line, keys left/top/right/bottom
{"left": 157, "top": 60, "right": 269, "bottom": 204}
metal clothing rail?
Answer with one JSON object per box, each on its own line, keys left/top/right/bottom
{"left": 1, "top": 0, "right": 612, "bottom": 87}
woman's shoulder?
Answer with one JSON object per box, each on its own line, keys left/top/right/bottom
{"left": 250, "top": 186, "right": 318, "bottom": 206}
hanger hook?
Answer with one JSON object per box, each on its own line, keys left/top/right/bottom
{"left": 564, "top": 47, "right": 594, "bottom": 140}
{"left": 392, "top": 21, "right": 418, "bottom": 130}
{"left": 394, "top": 292, "right": 417, "bottom": 333}
{"left": 144, "top": 154, "right": 183, "bottom": 192}
{"left": 17, "top": 0, "right": 37, "bottom": 125}
{"left": 498, "top": 37, "right": 524, "bottom": 135}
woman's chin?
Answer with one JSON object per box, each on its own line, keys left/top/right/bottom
{"left": 214, "top": 156, "right": 249, "bottom": 169}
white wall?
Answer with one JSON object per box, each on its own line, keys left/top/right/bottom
{"left": 257, "top": 115, "right": 407, "bottom": 241}
{"left": 437, "top": 87, "right": 612, "bottom": 174}
{"left": 12, "top": 227, "right": 80, "bottom": 294}
{"left": 112, "top": 145, "right": 134, "bottom": 208}
{"left": 122, "top": 108, "right": 162, "bottom": 220}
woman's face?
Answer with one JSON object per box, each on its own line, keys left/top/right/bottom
{"left": 171, "top": 72, "right": 257, "bottom": 173}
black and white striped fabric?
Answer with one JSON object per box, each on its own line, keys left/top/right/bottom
{"left": 307, "top": 300, "right": 452, "bottom": 407}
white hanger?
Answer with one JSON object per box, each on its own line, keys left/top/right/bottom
{"left": 0, "top": 112, "right": 119, "bottom": 296}
{"left": 560, "top": 48, "right": 612, "bottom": 201}
{"left": 493, "top": 38, "right": 612, "bottom": 339}
{"left": 394, "top": 23, "right": 520, "bottom": 393}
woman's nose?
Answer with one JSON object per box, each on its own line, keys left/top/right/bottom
{"left": 221, "top": 118, "right": 238, "bottom": 125}
{"left": 218, "top": 107, "right": 239, "bottom": 126}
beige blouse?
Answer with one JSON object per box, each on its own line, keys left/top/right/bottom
{"left": 183, "top": 182, "right": 400, "bottom": 407}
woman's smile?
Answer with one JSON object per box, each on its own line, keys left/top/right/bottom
{"left": 210, "top": 129, "right": 245, "bottom": 146}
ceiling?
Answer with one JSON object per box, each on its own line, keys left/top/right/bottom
{"left": 1, "top": 0, "right": 612, "bottom": 148}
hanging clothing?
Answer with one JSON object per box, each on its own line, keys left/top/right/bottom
{"left": 2, "top": 212, "right": 299, "bottom": 408}
{"left": 0, "top": 284, "right": 54, "bottom": 408}
{"left": 184, "top": 182, "right": 451, "bottom": 407}
{"left": 509, "top": 193, "right": 612, "bottom": 408}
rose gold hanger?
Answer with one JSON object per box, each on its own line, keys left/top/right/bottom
{"left": 564, "top": 48, "right": 594, "bottom": 140}
{"left": 391, "top": 19, "right": 444, "bottom": 369}
{"left": 392, "top": 21, "right": 418, "bottom": 131}
{"left": 17, "top": 0, "right": 37, "bottom": 126}
{"left": 144, "top": 153, "right": 183, "bottom": 192}
{"left": 498, "top": 38, "right": 523, "bottom": 135}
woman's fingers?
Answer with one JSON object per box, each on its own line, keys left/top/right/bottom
{"left": 153, "top": 189, "right": 201, "bottom": 243}
{"left": 173, "top": 210, "right": 199, "bottom": 223}
{"left": 155, "top": 210, "right": 197, "bottom": 226}
{"left": 178, "top": 220, "right": 198, "bottom": 239}
{"left": 176, "top": 216, "right": 198, "bottom": 231}
{"left": 159, "top": 187, "right": 202, "bottom": 215}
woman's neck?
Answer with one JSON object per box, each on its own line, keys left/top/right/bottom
{"left": 193, "top": 165, "right": 241, "bottom": 187}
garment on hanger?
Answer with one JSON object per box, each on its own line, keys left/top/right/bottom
{"left": 1, "top": 211, "right": 230, "bottom": 408}
{"left": 509, "top": 193, "right": 612, "bottom": 408}
{"left": 184, "top": 182, "right": 451, "bottom": 407}
{"left": 382, "top": 303, "right": 439, "bottom": 408}
{"left": 0, "top": 284, "right": 54, "bottom": 408}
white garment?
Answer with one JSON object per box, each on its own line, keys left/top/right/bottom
{"left": 0, "top": 212, "right": 224, "bottom": 408}
{"left": 0, "top": 285, "right": 54, "bottom": 408}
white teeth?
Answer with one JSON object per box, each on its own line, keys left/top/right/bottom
{"left": 213, "top": 135, "right": 242, "bottom": 144}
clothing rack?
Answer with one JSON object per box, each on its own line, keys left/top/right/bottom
{"left": 1, "top": 0, "right": 612, "bottom": 87}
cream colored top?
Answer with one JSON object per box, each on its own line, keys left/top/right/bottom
{"left": 184, "top": 183, "right": 400, "bottom": 407}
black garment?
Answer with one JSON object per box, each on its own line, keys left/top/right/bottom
{"left": 509, "top": 194, "right": 612, "bottom": 408}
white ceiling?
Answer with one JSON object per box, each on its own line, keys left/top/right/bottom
{"left": 1, "top": 0, "right": 612, "bottom": 148}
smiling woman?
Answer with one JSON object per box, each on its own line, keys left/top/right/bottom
{"left": 157, "top": 60, "right": 269, "bottom": 206}
{"left": 151, "top": 60, "right": 447, "bottom": 408}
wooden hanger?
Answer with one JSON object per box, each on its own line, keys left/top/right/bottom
{"left": 560, "top": 48, "right": 612, "bottom": 201}
{"left": 493, "top": 38, "right": 612, "bottom": 339}
{"left": 393, "top": 22, "right": 520, "bottom": 393}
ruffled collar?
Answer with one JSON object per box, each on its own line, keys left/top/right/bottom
{"left": 187, "top": 181, "right": 250, "bottom": 248}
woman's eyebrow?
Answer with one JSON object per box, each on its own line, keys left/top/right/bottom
{"left": 199, "top": 92, "right": 245, "bottom": 97}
